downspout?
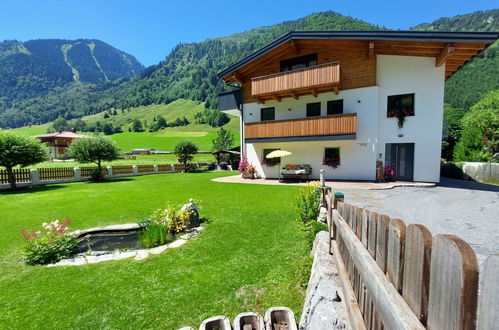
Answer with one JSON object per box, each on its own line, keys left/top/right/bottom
{"left": 223, "top": 80, "right": 245, "bottom": 158}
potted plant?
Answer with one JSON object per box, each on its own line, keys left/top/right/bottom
{"left": 323, "top": 157, "right": 340, "bottom": 169}
{"left": 384, "top": 165, "right": 395, "bottom": 181}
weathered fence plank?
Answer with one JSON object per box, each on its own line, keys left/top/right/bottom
{"left": 331, "top": 240, "right": 367, "bottom": 330}
{"left": 427, "top": 235, "right": 478, "bottom": 330}
{"left": 332, "top": 210, "right": 424, "bottom": 329}
{"left": 402, "top": 224, "right": 432, "bottom": 324}
{"left": 477, "top": 254, "right": 499, "bottom": 330}
{"left": 386, "top": 219, "right": 406, "bottom": 292}
{"left": 361, "top": 209, "right": 369, "bottom": 247}
{"left": 375, "top": 214, "right": 390, "bottom": 272}
{"left": 367, "top": 211, "right": 378, "bottom": 259}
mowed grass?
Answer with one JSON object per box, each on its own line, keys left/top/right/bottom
{"left": 0, "top": 172, "right": 308, "bottom": 329}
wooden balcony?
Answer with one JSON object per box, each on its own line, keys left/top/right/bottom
{"left": 245, "top": 113, "right": 356, "bottom": 142}
{"left": 251, "top": 61, "right": 341, "bottom": 102}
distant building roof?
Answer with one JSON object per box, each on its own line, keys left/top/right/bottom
{"left": 132, "top": 148, "right": 156, "bottom": 151}
{"left": 35, "top": 132, "right": 88, "bottom": 139}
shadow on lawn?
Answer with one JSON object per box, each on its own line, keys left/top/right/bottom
{"left": 85, "top": 178, "right": 135, "bottom": 184}
{"left": 0, "top": 184, "right": 66, "bottom": 195}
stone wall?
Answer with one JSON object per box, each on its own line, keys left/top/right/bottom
{"left": 299, "top": 231, "right": 348, "bottom": 329}
{"left": 462, "top": 162, "right": 499, "bottom": 184}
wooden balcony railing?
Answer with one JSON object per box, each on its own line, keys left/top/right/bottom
{"left": 251, "top": 61, "right": 340, "bottom": 98}
{"left": 245, "top": 113, "right": 356, "bottom": 140}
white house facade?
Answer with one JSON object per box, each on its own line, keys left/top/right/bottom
{"left": 217, "top": 31, "right": 497, "bottom": 182}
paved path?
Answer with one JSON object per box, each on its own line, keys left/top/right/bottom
{"left": 213, "top": 175, "right": 435, "bottom": 190}
{"left": 340, "top": 178, "right": 499, "bottom": 266}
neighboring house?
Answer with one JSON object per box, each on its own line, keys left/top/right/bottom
{"left": 217, "top": 31, "right": 498, "bottom": 182}
{"left": 131, "top": 148, "right": 157, "bottom": 155}
{"left": 35, "top": 131, "right": 87, "bottom": 160}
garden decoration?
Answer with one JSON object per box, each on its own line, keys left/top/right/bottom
{"left": 266, "top": 150, "right": 293, "bottom": 181}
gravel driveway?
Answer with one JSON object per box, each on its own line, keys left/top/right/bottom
{"left": 341, "top": 178, "right": 499, "bottom": 266}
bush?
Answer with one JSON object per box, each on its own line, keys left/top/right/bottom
{"left": 138, "top": 204, "right": 192, "bottom": 248}
{"left": 306, "top": 221, "right": 329, "bottom": 249}
{"left": 295, "top": 181, "right": 321, "bottom": 225}
{"left": 207, "top": 162, "right": 216, "bottom": 170}
{"left": 174, "top": 140, "right": 199, "bottom": 170}
{"left": 21, "top": 219, "right": 78, "bottom": 265}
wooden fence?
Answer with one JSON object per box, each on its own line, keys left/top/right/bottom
{"left": 0, "top": 169, "right": 31, "bottom": 184}
{"left": 39, "top": 167, "right": 75, "bottom": 181}
{"left": 157, "top": 164, "right": 172, "bottom": 172}
{"left": 80, "top": 166, "right": 102, "bottom": 178}
{"left": 322, "top": 188, "right": 498, "bottom": 330}
{"left": 136, "top": 165, "right": 154, "bottom": 174}
{"left": 111, "top": 165, "right": 134, "bottom": 175}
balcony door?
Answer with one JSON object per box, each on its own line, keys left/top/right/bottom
{"left": 385, "top": 143, "right": 414, "bottom": 181}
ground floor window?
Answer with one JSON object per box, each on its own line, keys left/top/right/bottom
{"left": 261, "top": 107, "right": 275, "bottom": 121}
{"left": 263, "top": 148, "right": 280, "bottom": 166}
{"left": 323, "top": 147, "right": 340, "bottom": 168}
{"left": 306, "top": 102, "right": 321, "bottom": 117}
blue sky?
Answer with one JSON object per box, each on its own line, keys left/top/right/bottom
{"left": 0, "top": 0, "right": 496, "bottom": 66}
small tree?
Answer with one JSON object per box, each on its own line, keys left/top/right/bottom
{"left": 174, "top": 140, "right": 198, "bottom": 172}
{"left": 68, "top": 137, "right": 120, "bottom": 180}
{"left": 132, "top": 119, "right": 143, "bottom": 132}
{"left": 0, "top": 132, "right": 48, "bottom": 189}
{"left": 212, "top": 127, "right": 235, "bottom": 163}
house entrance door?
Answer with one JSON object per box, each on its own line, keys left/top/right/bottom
{"left": 385, "top": 143, "right": 414, "bottom": 181}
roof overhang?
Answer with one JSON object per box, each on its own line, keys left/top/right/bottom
{"left": 218, "top": 31, "right": 498, "bottom": 80}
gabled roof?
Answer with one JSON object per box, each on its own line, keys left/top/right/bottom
{"left": 35, "top": 132, "right": 87, "bottom": 139}
{"left": 218, "top": 30, "right": 498, "bottom": 80}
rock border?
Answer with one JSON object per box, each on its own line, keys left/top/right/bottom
{"left": 48, "top": 227, "right": 204, "bottom": 267}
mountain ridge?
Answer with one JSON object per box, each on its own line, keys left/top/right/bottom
{"left": 0, "top": 9, "right": 497, "bottom": 128}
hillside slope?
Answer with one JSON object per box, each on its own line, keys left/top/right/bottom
{"left": 0, "top": 39, "right": 144, "bottom": 127}
{"left": 412, "top": 9, "right": 499, "bottom": 109}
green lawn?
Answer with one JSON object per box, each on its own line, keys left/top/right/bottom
{"left": 0, "top": 172, "right": 308, "bottom": 329}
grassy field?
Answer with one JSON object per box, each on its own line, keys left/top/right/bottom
{"left": 6, "top": 100, "right": 240, "bottom": 152}
{"left": 0, "top": 172, "right": 309, "bottom": 329}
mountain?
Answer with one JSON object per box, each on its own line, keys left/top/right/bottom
{"left": 0, "top": 39, "right": 144, "bottom": 127}
{"left": 412, "top": 9, "right": 499, "bottom": 109}
{"left": 1, "top": 10, "right": 498, "bottom": 129}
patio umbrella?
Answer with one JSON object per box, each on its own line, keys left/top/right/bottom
{"left": 266, "top": 150, "right": 293, "bottom": 181}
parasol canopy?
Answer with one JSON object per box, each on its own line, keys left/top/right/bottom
{"left": 266, "top": 150, "right": 292, "bottom": 158}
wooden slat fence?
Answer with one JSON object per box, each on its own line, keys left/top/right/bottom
{"left": 111, "top": 165, "right": 134, "bottom": 175}
{"left": 323, "top": 188, "right": 496, "bottom": 330}
{"left": 39, "top": 167, "right": 75, "bottom": 181}
{"left": 174, "top": 164, "right": 186, "bottom": 172}
{"left": 157, "top": 164, "right": 172, "bottom": 172}
{"left": 0, "top": 169, "right": 31, "bottom": 184}
{"left": 136, "top": 165, "right": 154, "bottom": 174}
{"left": 80, "top": 166, "right": 102, "bottom": 178}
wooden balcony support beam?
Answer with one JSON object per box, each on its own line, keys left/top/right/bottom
{"left": 272, "top": 94, "right": 282, "bottom": 102}
{"left": 290, "top": 91, "right": 299, "bottom": 100}
{"left": 436, "top": 43, "right": 455, "bottom": 67}
{"left": 256, "top": 97, "right": 265, "bottom": 104}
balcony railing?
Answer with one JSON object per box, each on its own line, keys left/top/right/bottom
{"left": 251, "top": 61, "right": 340, "bottom": 99}
{"left": 245, "top": 113, "right": 356, "bottom": 140}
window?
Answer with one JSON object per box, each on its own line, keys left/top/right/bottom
{"left": 263, "top": 148, "right": 280, "bottom": 166}
{"left": 387, "top": 93, "right": 415, "bottom": 117}
{"left": 323, "top": 147, "right": 340, "bottom": 168}
{"left": 306, "top": 102, "right": 321, "bottom": 117}
{"left": 327, "top": 100, "right": 343, "bottom": 115}
{"left": 261, "top": 107, "right": 275, "bottom": 121}
{"left": 280, "top": 54, "right": 318, "bottom": 72}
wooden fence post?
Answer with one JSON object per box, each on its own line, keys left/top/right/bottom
{"left": 132, "top": 165, "right": 138, "bottom": 175}
{"left": 386, "top": 219, "right": 406, "bottom": 292}
{"left": 402, "top": 224, "right": 432, "bottom": 325}
{"left": 477, "top": 254, "right": 499, "bottom": 329}
{"left": 427, "top": 235, "right": 478, "bottom": 330}
{"left": 107, "top": 166, "right": 113, "bottom": 177}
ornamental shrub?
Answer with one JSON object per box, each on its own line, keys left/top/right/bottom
{"left": 21, "top": 218, "right": 78, "bottom": 265}
{"left": 295, "top": 181, "right": 321, "bottom": 225}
